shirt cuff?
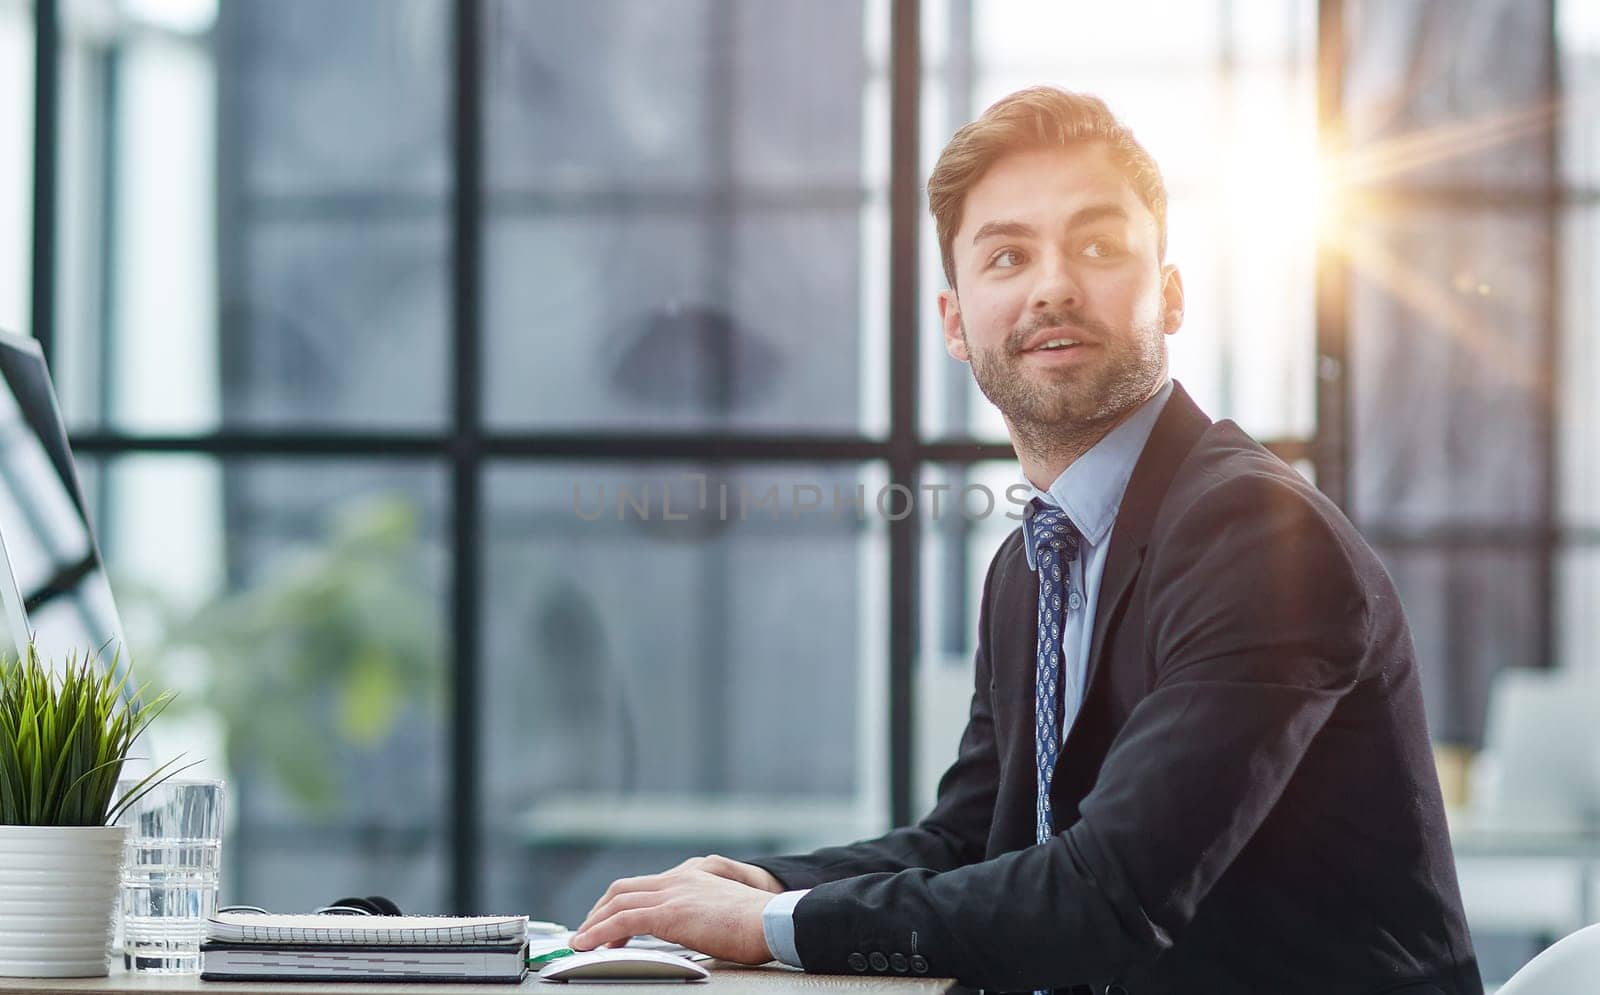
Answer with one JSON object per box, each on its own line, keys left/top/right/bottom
{"left": 761, "top": 888, "right": 811, "bottom": 968}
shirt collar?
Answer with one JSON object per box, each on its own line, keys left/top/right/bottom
{"left": 1023, "top": 379, "right": 1173, "bottom": 570}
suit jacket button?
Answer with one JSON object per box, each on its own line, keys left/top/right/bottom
{"left": 910, "top": 955, "right": 928, "bottom": 973}
{"left": 868, "top": 952, "right": 889, "bottom": 972}
{"left": 847, "top": 953, "right": 867, "bottom": 972}
{"left": 890, "top": 953, "right": 908, "bottom": 973}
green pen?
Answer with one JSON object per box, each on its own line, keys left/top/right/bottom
{"left": 528, "top": 947, "right": 576, "bottom": 967}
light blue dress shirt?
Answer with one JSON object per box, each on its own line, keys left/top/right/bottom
{"left": 761, "top": 380, "right": 1175, "bottom": 969}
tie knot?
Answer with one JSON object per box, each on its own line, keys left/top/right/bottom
{"left": 1024, "top": 497, "right": 1080, "bottom": 564}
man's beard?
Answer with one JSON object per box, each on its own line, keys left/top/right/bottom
{"left": 963, "top": 309, "right": 1166, "bottom": 435}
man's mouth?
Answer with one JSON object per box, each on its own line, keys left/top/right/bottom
{"left": 1018, "top": 324, "right": 1096, "bottom": 354}
{"left": 1029, "top": 337, "right": 1082, "bottom": 352}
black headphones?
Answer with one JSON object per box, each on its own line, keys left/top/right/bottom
{"left": 217, "top": 895, "right": 404, "bottom": 916}
{"left": 315, "top": 895, "right": 403, "bottom": 916}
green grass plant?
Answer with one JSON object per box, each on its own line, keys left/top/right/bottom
{"left": 0, "top": 645, "right": 185, "bottom": 826}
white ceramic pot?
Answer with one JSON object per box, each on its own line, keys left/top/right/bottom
{"left": 0, "top": 824, "right": 126, "bottom": 977}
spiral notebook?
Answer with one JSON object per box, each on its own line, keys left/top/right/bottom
{"left": 206, "top": 912, "right": 528, "bottom": 947}
{"left": 200, "top": 941, "right": 529, "bottom": 983}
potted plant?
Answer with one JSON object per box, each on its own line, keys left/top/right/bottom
{"left": 0, "top": 645, "right": 180, "bottom": 977}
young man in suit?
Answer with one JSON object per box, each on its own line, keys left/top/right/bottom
{"left": 571, "top": 87, "right": 1484, "bottom": 994}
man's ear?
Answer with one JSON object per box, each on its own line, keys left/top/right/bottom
{"left": 1160, "top": 264, "right": 1185, "bottom": 335}
{"left": 939, "top": 288, "right": 969, "bottom": 362}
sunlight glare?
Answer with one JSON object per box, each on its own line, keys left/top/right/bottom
{"left": 1225, "top": 131, "right": 1339, "bottom": 250}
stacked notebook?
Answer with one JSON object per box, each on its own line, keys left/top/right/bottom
{"left": 200, "top": 912, "right": 530, "bottom": 983}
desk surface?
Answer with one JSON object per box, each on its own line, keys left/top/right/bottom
{"left": 0, "top": 963, "right": 958, "bottom": 994}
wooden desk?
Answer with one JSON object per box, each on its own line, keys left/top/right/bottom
{"left": 0, "top": 963, "right": 960, "bottom": 994}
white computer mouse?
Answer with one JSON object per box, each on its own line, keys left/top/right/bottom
{"left": 538, "top": 948, "right": 710, "bottom": 983}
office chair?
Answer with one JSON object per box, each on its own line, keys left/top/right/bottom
{"left": 1496, "top": 922, "right": 1600, "bottom": 995}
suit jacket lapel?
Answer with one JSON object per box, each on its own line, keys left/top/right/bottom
{"left": 1081, "top": 381, "right": 1213, "bottom": 700}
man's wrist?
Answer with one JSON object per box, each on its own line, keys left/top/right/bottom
{"left": 760, "top": 888, "right": 811, "bottom": 968}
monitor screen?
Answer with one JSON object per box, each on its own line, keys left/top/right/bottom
{"left": 0, "top": 329, "right": 128, "bottom": 674}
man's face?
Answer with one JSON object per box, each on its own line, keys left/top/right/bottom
{"left": 938, "top": 145, "right": 1184, "bottom": 433}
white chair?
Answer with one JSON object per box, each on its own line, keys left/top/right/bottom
{"left": 1496, "top": 922, "right": 1600, "bottom": 995}
{"left": 1469, "top": 669, "right": 1600, "bottom": 832}
{"left": 1454, "top": 670, "right": 1600, "bottom": 941}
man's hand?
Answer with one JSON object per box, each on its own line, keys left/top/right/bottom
{"left": 671, "top": 854, "right": 785, "bottom": 894}
{"left": 571, "top": 855, "right": 785, "bottom": 964}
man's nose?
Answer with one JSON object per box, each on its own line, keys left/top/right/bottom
{"left": 1029, "top": 254, "right": 1083, "bottom": 312}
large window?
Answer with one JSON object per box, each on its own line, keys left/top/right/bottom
{"left": 47, "top": 0, "right": 896, "bottom": 919}
{"left": 20, "top": 2, "right": 1592, "bottom": 953}
{"left": 54, "top": 0, "right": 456, "bottom": 913}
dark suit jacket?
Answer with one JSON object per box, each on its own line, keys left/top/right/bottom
{"left": 752, "top": 382, "right": 1482, "bottom": 995}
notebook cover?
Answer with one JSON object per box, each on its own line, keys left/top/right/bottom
{"left": 198, "top": 971, "right": 527, "bottom": 985}
{"left": 200, "top": 940, "right": 527, "bottom": 954}
{"left": 200, "top": 939, "right": 527, "bottom": 983}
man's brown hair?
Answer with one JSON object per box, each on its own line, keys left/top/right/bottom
{"left": 927, "top": 86, "right": 1168, "bottom": 289}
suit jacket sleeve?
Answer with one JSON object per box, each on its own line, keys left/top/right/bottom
{"left": 786, "top": 472, "right": 1371, "bottom": 992}
{"left": 747, "top": 540, "right": 1009, "bottom": 891}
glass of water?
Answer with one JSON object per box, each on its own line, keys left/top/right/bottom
{"left": 114, "top": 779, "right": 225, "bottom": 974}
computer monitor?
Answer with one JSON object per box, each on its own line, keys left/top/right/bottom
{"left": 0, "top": 328, "right": 130, "bottom": 675}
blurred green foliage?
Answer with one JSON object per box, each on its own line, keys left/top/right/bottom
{"left": 152, "top": 496, "right": 442, "bottom": 813}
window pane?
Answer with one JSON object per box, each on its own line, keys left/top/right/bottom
{"left": 481, "top": 0, "right": 888, "bottom": 435}
{"left": 972, "top": 1, "right": 1223, "bottom": 68}
{"left": 1344, "top": 0, "right": 1553, "bottom": 193}
{"left": 916, "top": 461, "right": 1024, "bottom": 815}
{"left": 478, "top": 461, "right": 888, "bottom": 922}
{"left": 920, "top": 1, "right": 1318, "bottom": 442}
{"left": 84, "top": 456, "right": 450, "bottom": 912}
{"left": 1558, "top": 547, "right": 1600, "bottom": 678}
{"left": 1373, "top": 544, "right": 1542, "bottom": 746}
{"left": 230, "top": 2, "right": 449, "bottom": 198}
{"left": 225, "top": 216, "right": 448, "bottom": 427}
{"left": 1344, "top": 205, "right": 1554, "bottom": 755}
{"left": 0, "top": 0, "right": 30, "bottom": 337}
{"left": 1348, "top": 206, "right": 1550, "bottom": 532}
{"left": 55, "top": 0, "right": 450, "bottom": 434}
{"left": 1561, "top": 0, "right": 1600, "bottom": 188}
{"left": 1560, "top": 206, "right": 1599, "bottom": 529}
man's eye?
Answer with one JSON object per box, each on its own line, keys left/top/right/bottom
{"left": 1082, "top": 237, "right": 1123, "bottom": 258}
{"left": 991, "top": 248, "right": 1026, "bottom": 268}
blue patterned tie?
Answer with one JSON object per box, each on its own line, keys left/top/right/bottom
{"left": 1025, "top": 497, "right": 1081, "bottom": 847}
{"left": 1026, "top": 498, "right": 1081, "bottom": 995}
